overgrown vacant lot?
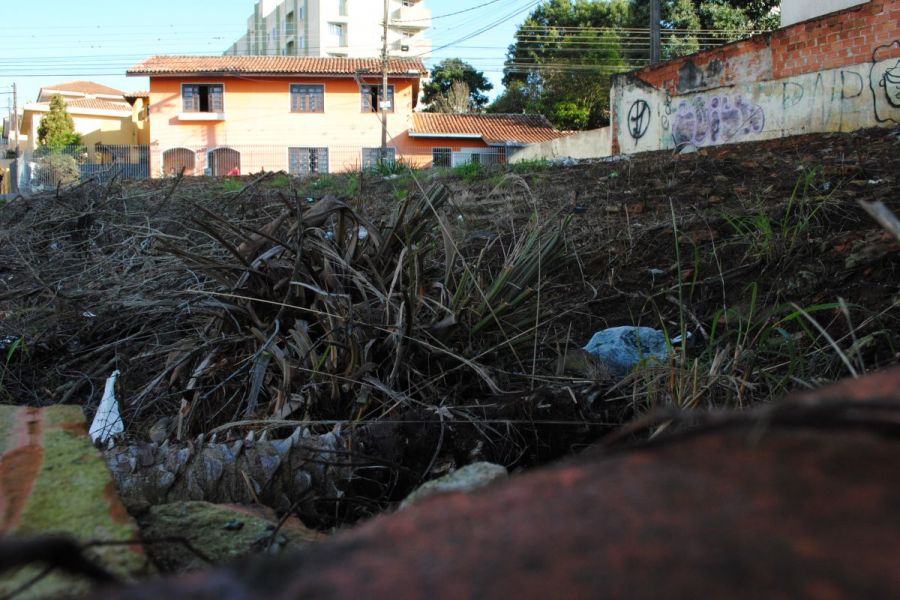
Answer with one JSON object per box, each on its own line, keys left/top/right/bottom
{"left": 1, "top": 126, "right": 898, "bottom": 527}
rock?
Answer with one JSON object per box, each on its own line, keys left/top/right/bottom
{"left": 400, "top": 462, "right": 507, "bottom": 508}
{"left": 0, "top": 405, "right": 148, "bottom": 598}
{"left": 139, "top": 501, "right": 322, "bottom": 573}
{"left": 583, "top": 326, "right": 670, "bottom": 376}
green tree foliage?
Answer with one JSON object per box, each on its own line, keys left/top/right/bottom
{"left": 422, "top": 59, "right": 493, "bottom": 113}
{"left": 37, "top": 95, "right": 81, "bottom": 149}
{"left": 494, "top": 0, "right": 630, "bottom": 129}
{"left": 493, "top": 0, "right": 780, "bottom": 129}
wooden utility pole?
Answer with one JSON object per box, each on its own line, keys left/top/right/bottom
{"left": 650, "top": 0, "right": 661, "bottom": 65}
{"left": 381, "top": 0, "right": 389, "bottom": 151}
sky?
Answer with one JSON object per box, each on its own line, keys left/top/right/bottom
{"left": 1, "top": 0, "right": 539, "bottom": 110}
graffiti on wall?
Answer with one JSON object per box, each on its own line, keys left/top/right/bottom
{"left": 627, "top": 100, "right": 651, "bottom": 139}
{"left": 671, "top": 95, "right": 765, "bottom": 147}
{"left": 616, "top": 41, "right": 900, "bottom": 153}
{"left": 870, "top": 41, "right": 900, "bottom": 123}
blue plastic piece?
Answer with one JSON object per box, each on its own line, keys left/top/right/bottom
{"left": 583, "top": 326, "right": 671, "bottom": 376}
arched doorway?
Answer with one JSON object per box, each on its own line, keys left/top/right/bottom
{"left": 207, "top": 147, "right": 241, "bottom": 176}
{"left": 161, "top": 147, "right": 196, "bottom": 176}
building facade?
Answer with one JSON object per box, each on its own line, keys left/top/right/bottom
{"left": 128, "top": 55, "right": 428, "bottom": 176}
{"left": 224, "top": 0, "right": 431, "bottom": 59}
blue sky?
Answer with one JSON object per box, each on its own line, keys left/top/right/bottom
{"left": 1, "top": 0, "right": 538, "bottom": 108}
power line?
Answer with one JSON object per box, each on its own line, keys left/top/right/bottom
{"left": 393, "top": 0, "right": 507, "bottom": 23}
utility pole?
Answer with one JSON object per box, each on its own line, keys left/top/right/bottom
{"left": 650, "top": 0, "right": 661, "bottom": 65}
{"left": 11, "top": 82, "right": 18, "bottom": 155}
{"left": 381, "top": 0, "right": 389, "bottom": 152}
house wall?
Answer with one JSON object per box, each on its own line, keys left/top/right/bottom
{"left": 511, "top": 127, "right": 612, "bottom": 162}
{"left": 611, "top": 0, "right": 900, "bottom": 155}
{"left": 147, "top": 75, "right": 419, "bottom": 175}
{"left": 390, "top": 131, "right": 492, "bottom": 167}
{"left": 22, "top": 110, "right": 135, "bottom": 152}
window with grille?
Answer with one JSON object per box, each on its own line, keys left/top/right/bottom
{"left": 290, "top": 84, "right": 324, "bottom": 113}
{"left": 361, "top": 85, "right": 394, "bottom": 113}
{"left": 361, "top": 147, "right": 396, "bottom": 169}
{"left": 182, "top": 84, "right": 224, "bottom": 113}
{"left": 432, "top": 147, "right": 451, "bottom": 167}
{"left": 289, "top": 147, "right": 329, "bottom": 175}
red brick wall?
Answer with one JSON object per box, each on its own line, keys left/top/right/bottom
{"left": 630, "top": 0, "right": 900, "bottom": 94}
{"left": 774, "top": 0, "right": 900, "bottom": 78}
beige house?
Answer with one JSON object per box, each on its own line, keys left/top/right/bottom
{"left": 18, "top": 81, "right": 149, "bottom": 152}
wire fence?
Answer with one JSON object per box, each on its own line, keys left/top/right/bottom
{"left": 16, "top": 143, "right": 515, "bottom": 193}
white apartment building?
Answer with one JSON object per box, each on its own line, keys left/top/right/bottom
{"left": 225, "top": 0, "right": 431, "bottom": 59}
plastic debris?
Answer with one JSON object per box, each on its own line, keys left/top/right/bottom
{"left": 583, "top": 326, "right": 671, "bottom": 377}
{"left": 89, "top": 370, "right": 124, "bottom": 447}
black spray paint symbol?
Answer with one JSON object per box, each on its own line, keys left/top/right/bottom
{"left": 628, "top": 100, "right": 651, "bottom": 139}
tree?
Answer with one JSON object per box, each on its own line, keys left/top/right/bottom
{"left": 37, "top": 94, "right": 81, "bottom": 149}
{"left": 422, "top": 59, "right": 493, "bottom": 113}
{"left": 495, "top": 0, "right": 631, "bottom": 129}
{"left": 494, "top": 0, "right": 781, "bottom": 129}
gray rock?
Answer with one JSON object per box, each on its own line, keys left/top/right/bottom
{"left": 140, "top": 501, "right": 320, "bottom": 572}
{"left": 401, "top": 462, "right": 507, "bottom": 508}
{"left": 583, "top": 326, "right": 671, "bottom": 377}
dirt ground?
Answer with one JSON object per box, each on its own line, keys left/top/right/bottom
{"left": 1, "top": 126, "right": 898, "bottom": 527}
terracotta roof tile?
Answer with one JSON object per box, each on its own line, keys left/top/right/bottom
{"left": 64, "top": 98, "right": 132, "bottom": 112}
{"left": 30, "top": 98, "right": 132, "bottom": 113}
{"left": 128, "top": 55, "right": 428, "bottom": 77}
{"left": 411, "top": 113, "right": 563, "bottom": 145}
{"left": 40, "top": 81, "right": 126, "bottom": 97}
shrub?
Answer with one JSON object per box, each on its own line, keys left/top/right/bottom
{"left": 34, "top": 152, "right": 80, "bottom": 188}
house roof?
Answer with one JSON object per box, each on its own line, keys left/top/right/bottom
{"left": 39, "top": 81, "right": 126, "bottom": 98}
{"left": 26, "top": 97, "right": 131, "bottom": 113}
{"left": 410, "top": 113, "right": 563, "bottom": 146}
{"left": 128, "top": 55, "right": 428, "bottom": 77}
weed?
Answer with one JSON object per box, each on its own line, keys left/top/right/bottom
{"left": 222, "top": 178, "right": 243, "bottom": 192}
{"left": 312, "top": 174, "right": 339, "bottom": 190}
{"left": 511, "top": 159, "right": 550, "bottom": 174}
{"left": 722, "top": 166, "right": 830, "bottom": 260}
{"left": 453, "top": 161, "right": 483, "bottom": 183}
{"left": 392, "top": 188, "right": 408, "bottom": 202}
{"left": 0, "top": 337, "right": 24, "bottom": 398}
{"left": 270, "top": 173, "right": 291, "bottom": 188}
{"left": 345, "top": 176, "right": 360, "bottom": 197}
{"left": 366, "top": 157, "right": 416, "bottom": 177}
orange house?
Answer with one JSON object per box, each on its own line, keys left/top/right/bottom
{"left": 127, "top": 55, "right": 427, "bottom": 176}
{"left": 398, "top": 113, "right": 565, "bottom": 167}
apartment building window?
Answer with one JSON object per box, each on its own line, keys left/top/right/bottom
{"left": 289, "top": 147, "right": 329, "bottom": 175}
{"left": 290, "top": 84, "right": 324, "bottom": 113}
{"left": 361, "top": 147, "right": 396, "bottom": 169}
{"left": 182, "top": 84, "right": 223, "bottom": 113}
{"left": 329, "top": 23, "right": 347, "bottom": 46}
{"left": 286, "top": 10, "right": 296, "bottom": 35}
{"left": 432, "top": 147, "right": 451, "bottom": 168}
{"left": 361, "top": 85, "right": 394, "bottom": 113}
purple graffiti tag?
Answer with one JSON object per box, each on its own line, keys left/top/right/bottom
{"left": 671, "top": 94, "right": 765, "bottom": 147}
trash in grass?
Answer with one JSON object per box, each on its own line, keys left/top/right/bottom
{"left": 583, "top": 326, "right": 673, "bottom": 377}
{"left": 89, "top": 370, "right": 124, "bottom": 447}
